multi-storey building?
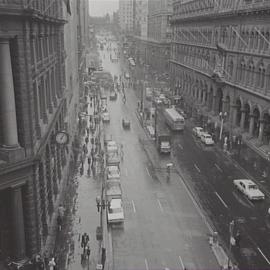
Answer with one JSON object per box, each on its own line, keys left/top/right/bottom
{"left": 147, "top": 0, "right": 172, "bottom": 73}
{"left": 0, "top": 0, "right": 85, "bottom": 261}
{"left": 170, "top": 0, "right": 270, "bottom": 168}
{"left": 119, "top": 0, "right": 135, "bottom": 34}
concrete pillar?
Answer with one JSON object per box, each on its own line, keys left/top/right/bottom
{"left": 258, "top": 120, "right": 265, "bottom": 142}
{"left": 240, "top": 110, "right": 246, "bottom": 130}
{"left": 202, "top": 90, "right": 206, "bottom": 105}
{"left": 211, "top": 96, "right": 216, "bottom": 113}
{"left": 232, "top": 105, "right": 238, "bottom": 126}
{"left": 249, "top": 115, "right": 254, "bottom": 136}
{"left": 0, "top": 40, "right": 20, "bottom": 147}
{"left": 11, "top": 186, "right": 26, "bottom": 259}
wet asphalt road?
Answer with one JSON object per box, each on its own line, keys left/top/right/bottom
{"left": 100, "top": 42, "right": 219, "bottom": 270}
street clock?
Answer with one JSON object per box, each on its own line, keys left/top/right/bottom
{"left": 55, "top": 131, "right": 69, "bottom": 145}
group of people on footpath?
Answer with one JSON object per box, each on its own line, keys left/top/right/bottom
{"left": 80, "top": 232, "right": 91, "bottom": 263}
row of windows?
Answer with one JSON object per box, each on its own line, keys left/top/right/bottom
{"left": 173, "top": 25, "right": 270, "bottom": 54}
{"left": 172, "top": 43, "right": 270, "bottom": 97}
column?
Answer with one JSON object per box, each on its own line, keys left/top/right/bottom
{"left": 249, "top": 114, "right": 254, "bottom": 136}
{"left": 11, "top": 186, "right": 26, "bottom": 259}
{"left": 231, "top": 104, "right": 238, "bottom": 126}
{"left": 211, "top": 95, "right": 217, "bottom": 114}
{"left": 258, "top": 119, "right": 265, "bottom": 142}
{"left": 240, "top": 110, "right": 246, "bottom": 130}
{"left": 0, "top": 40, "right": 20, "bottom": 147}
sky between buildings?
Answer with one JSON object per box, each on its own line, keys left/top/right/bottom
{"left": 89, "top": 0, "right": 119, "bottom": 16}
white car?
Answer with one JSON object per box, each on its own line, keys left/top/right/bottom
{"left": 200, "top": 133, "right": 214, "bottom": 145}
{"left": 192, "top": 127, "right": 204, "bottom": 138}
{"left": 233, "top": 179, "right": 265, "bottom": 200}
{"left": 107, "top": 165, "right": 120, "bottom": 179}
{"left": 107, "top": 198, "right": 124, "bottom": 224}
{"left": 106, "top": 140, "right": 118, "bottom": 153}
{"left": 102, "top": 112, "right": 110, "bottom": 122}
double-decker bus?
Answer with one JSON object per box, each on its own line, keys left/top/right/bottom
{"left": 163, "top": 107, "right": 185, "bottom": 131}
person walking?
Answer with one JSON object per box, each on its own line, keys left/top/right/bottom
{"left": 48, "top": 257, "right": 56, "bottom": 270}
{"left": 86, "top": 245, "right": 91, "bottom": 260}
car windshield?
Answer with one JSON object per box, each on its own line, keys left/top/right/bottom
{"left": 109, "top": 207, "right": 122, "bottom": 214}
{"left": 248, "top": 184, "right": 258, "bottom": 190}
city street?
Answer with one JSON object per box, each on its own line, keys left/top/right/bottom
{"left": 100, "top": 42, "right": 220, "bottom": 270}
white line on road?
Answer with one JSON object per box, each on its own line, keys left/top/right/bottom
{"left": 178, "top": 255, "right": 185, "bottom": 270}
{"left": 194, "top": 163, "right": 201, "bottom": 173}
{"left": 146, "top": 167, "right": 151, "bottom": 177}
{"left": 132, "top": 200, "right": 136, "bottom": 213}
{"left": 157, "top": 199, "right": 164, "bottom": 213}
{"left": 178, "top": 143, "right": 183, "bottom": 150}
{"left": 257, "top": 247, "right": 270, "bottom": 265}
{"left": 215, "top": 192, "right": 228, "bottom": 208}
{"left": 214, "top": 163, "right": 223, "bottom": 173}
{"left": 145, "top": 258, "right": 149, "bottom": 270}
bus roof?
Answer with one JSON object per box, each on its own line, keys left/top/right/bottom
{"left": 165, "top": 108, "right": 184, "bottom": 121}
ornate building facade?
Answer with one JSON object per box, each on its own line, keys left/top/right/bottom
{"left": 0, "top": 0, "right": 85, "bottom": 261}
{"left": 170, "top": 0, "right": 270, "bottom": 161}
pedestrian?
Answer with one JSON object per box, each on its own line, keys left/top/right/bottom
{"left": 48, "top": 257, "right": 56, "bottom": 270}
{"left": 58, "top": 204, "right": 65, "bottom": 219}
{"left": 86, "top": 245, "right": 91, "bottom": 260}
{"left": 85, "top": 136, "right": 89, "bottom": 145}
{"left": 235, "top": 231, "right": 241, "bottom": 248}
{"left": 57, "top": 215, "right": 62, "bottom": 231}
{"left": 87, "top": 156, "right": 91, "bottom": 166}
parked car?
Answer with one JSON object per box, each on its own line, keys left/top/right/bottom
{"left": 176, "top": 108, "right": 187, "bottom": 119}
{"left": 107, "top": 198, "right": 124, "bottom": 224}
{"left": 233, "top": 179, "right": 265, "bottom": 200}
{"left": 192, "top": 127, "right": 204, "bottom": 138}
{"left": 200, "top": 133, "right": 214, "bottom": 145}
{"left": 109, "top": 91, "right": 117, "bottom": 100}
{"left": 107, "top": 140, "right": 118, "bottom": 153}
{"left": 122, "top": 118, "right": 131, "bottom": 129}
{"left": 102, "top": 112, "right": 110, "bottom": 123}
{"left": 107, "top": 165, "right": 120, "bottom": 179}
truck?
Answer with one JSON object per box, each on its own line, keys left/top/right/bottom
{"left": 156, "top": 120, "right": 171, "bottom": 154}
{"left": 106, "top": 179, "right": 122, "bottom": 201}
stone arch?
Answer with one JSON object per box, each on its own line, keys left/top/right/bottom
{"left": 243, "top": 103, "right": 251, "bottom": 132}
{"left": 235, "top": 98, "right": 242, "bottom": 127}
{"left": 252, "top": 106, "right": 261, "bottom": 137}
{"left": 262, "top": 110, "right": 270, "bottom": 144}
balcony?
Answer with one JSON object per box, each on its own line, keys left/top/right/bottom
{"left": 172, "top": 0, "right": 270, "bottom": 22}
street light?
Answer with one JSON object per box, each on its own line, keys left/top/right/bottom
{"left": 219, "top": 111, "right": 227, "bottom": 141}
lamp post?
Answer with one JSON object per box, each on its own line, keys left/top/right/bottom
{"left": 228, "top": 220, "right": 235, "bottom": 269}
{"left": 219, "top": 111, "right": 227, "bottom": 141}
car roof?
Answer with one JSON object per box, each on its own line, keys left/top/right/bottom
{"left": 110, "top": 198, "right": 122, "bottom": 207}
{"left": 108, "top": 165, "right": 118, "bottom": 170}
{"left": 234, "top": 179, "right": 255, "bottom": 185}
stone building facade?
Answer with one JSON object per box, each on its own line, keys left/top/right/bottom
{"left": 119, "top": 0, "right": 135, "bottom": 34}
{"left": 170, "top": 0, "right": 270, "bottom": 160}
{"left": 0, "top": 0, "right": 84, "bottom": 261}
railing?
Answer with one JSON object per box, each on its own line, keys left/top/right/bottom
{"left": 172, "top": 0, "right": 270, "bottom": 21}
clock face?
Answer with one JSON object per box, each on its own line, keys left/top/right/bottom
{"left": 55, "top": 132, "right": 69, "bottom": 145}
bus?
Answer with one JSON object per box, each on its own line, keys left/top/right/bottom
{"left": 163, "top": 107, "right": 185, "bottom": 131}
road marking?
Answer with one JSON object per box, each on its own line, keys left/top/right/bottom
{"left": 157, "top": 199, "right": 164, "bottom": 212}
{"left": 194, "top": 164, "right": 201, "bottom": 173}
{"left": 125, "top": 168, "right": 128, "bottom": 177}
{"left": 145, "top": 258, "right": 149, "bottom": 270}
{"left": 178, "top": 255, "right": 185, "bottom": 270}
{"left": 146, "top": 167, "right": 151, "bottom": 177}
{"left": 132, "top": 200, "right": 136, "bottom": 213}
{"left": 178, "top": 143, "right": 183, "bottom": 150}
{"left": 215, "top": 192, "right": 228, "bottom": 208}
{"left": 214, "top": 163, "right": 223, "bottom": 173}
{"left": 257, "top": 247, "right": 270, "bottom": 265}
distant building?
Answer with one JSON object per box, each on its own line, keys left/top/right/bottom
{"left": 119, "top": 0, "right": 135, "bottom": 34}
{"left": 0, "top": 0, "right": 87, "bottom": 260}
{"left": 170, "top": 0, "right": 270, "bottom": 165}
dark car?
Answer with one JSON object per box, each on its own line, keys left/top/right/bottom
{"left": 122, "top": 118, "right": 131, "bottom": 129}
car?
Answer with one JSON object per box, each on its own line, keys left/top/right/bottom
{"left": 107, "top": 140, "right": 118, "bottom": 153}
{"left": 97, "top": 66, "right": 103, "bottom": 71}
{"left": 107, "top": 198, "right": 124, "bottom": 224}
{"left": 102, "top": 112, "right": 110, "bottom": 123}
{"left": 192, "top": 127, "right": 204, "bottom": 138}
{"left": 233, "top": 179, "right": 265, "bottom": 200}
{"left": 200, "top": 133, "right": 214, "bottom": 145}
{"left": 122, "top": 118, "right": 130, "bottom": 129}
{"left": 109, "top": 91, "right": 117, "bottom": 100}
{"left": 107, "top": 165, "right": 121, "bottom": 179}
{"left": 176, "top": 108, "right": 187, "bottom": 119}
